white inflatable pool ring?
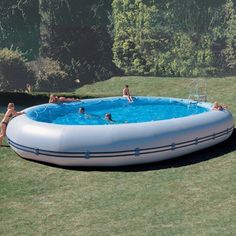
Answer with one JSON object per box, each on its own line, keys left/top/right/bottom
{"left": 6, "top": 97, "right": 234, "bottom": 166}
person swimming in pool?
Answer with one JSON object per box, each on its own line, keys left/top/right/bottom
{"left": 123, "top": 85, "right": 133, "bottom": 102}
{"left": 79, "top": 107, "right": 90, "bottom": 118}
{"left": 105, "top": 113, "right": 115, "bottom": 123}
{"left": 79, "top": 107, "right": 100, "bottom": 120}
{"left": 79, "top": 107, "right": 85, "bottom": 114}
{"left": 49, "top": 94, "right": 80, "bottom": 103}
{"left": 0, "top": 103, "right": 24, "bottom": 146}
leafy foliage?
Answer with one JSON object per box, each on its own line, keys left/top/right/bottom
{"left": 0, "top": 0, "right": 235, "bottom": 90}
{"left": 39, "top": 0, "right": 118, "bottom": 85}
{"left": 31, "top": 57, "right": 73, "bottom": 92}
{"left": 0, "top": 48, "right": 35, "bottom": 91}
{"left": 0, "top": 0, "right": 40, "bottom": 60}
{"left": 112, "top": 0, "right": 236, "bottom": 77}
{"left": 223, "top": 0, "right": 236, "bottom": 71}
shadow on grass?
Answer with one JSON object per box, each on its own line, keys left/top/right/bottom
{"left": 24, "top": 129, "right": 236, "bottom": 172}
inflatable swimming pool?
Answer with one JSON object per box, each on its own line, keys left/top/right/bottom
{"left": 6, "top": 97, "right": 234, "bottom": 166}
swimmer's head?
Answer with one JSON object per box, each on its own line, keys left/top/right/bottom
{"left": 105, "top": 113, "right": 112, "bottom": 121}
{"left": 79, "top": 107, "right": 85, "bottom": 114}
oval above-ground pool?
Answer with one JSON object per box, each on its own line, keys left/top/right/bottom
{"left": 6, "top": 97, "right": 234, "bottom": 167}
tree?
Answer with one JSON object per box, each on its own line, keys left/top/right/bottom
{"left": 32, "top": 57, "right": 72, "bottom": 92}
{"left": 39, "top": 0, "right": 117, "bottom": 84}
{"left": 223, "top": 0, "right": 236, "bottom": 71}
{"left": 112, "top": 0, "right": 159, "bottom": 75}
{"left": 0, "top": 0, "right": 40, "bottom": 60}
{"left": 112, "top": 0, "right": 231, "bottom": 77}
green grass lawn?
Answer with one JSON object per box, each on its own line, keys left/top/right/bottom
{"left": 1, "top": 76, "right": 236, "bottom": 236}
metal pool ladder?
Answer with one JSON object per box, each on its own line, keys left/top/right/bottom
{"left": 188, "top": 78, "right": 207, "bottom": 102}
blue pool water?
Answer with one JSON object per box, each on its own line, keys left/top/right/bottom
{"left": 26, "top": 97, "right": 209, "bottom": 125}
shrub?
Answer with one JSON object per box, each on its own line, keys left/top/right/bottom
{"left": 0, "top": 91, "right": 49, "bottom": 106}
{"left": 32, "top": 58, "right": 73, "bottom": 92}
{"left": 0, "top": 48, "right": 35, "bottom": 91}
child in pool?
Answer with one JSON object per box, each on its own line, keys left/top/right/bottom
{"left": 79, "top": 107, "right": 100, "bottom": 119}
{"left": 79, "top": 107, "right": 85, "bottom": 114}
{"left": 105, "top": 113, "right": 115, "bottom": 123}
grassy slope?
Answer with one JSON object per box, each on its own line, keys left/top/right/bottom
{"left": 0, "top": 76, "right": 236, "bottom": 236}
